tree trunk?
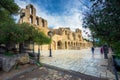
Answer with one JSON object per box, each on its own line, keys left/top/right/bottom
{"left": 19, "top": 42, "right": 24, "bottom": 53}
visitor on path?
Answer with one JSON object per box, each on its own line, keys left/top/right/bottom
{"left": 91, "top": 47, "right": 95, "bottom": 57}
{"left": 100, "top": 47, "right": 103, "bottom": 54}
{"left": 103, "top": 44, "right": 109, "bottom": 59}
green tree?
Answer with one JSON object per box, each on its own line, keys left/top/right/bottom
{"left": 18, "top": 23, "right": 51, "bottom": 53}
{"left": 18, "top": 23, "right": 51, "bottom": 44}
{"left": 0, "top": 0, "right": 19, "bottom": 24}
{"left": 83, "top": 0, "right": 120, "bottom": 54}
{"left": 34, "top": 29, "right": 51, "bottom": 62}
{"left": 0, "top": 23, "right": 24, "bottom": 44}
{"left": 0, "top": 0, "right": 20, "bottom": 52}
{"left": 0, "top": 23, "right": 25, "bottom": 52}
{"left": 0, "top": 0, "right": 51, "bottom": 54}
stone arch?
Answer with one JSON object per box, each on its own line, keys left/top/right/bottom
{"left": 57, "top": 40, "right": 62, "bottom": 49}
{"left": 42, "top": 19, "right": 44, "bottom": 27}
{"left": 71, "top": 42, "right": 73, "bottom": 46}
{"left": 78, "top": 35, "right": 81, "bottom": 41}
{"left": 36, "top": 17, "right": 39, "bottom": 25}
{"left": 74, "top": 42, "right": 76, "bottom": 46}
{"left": 29, "top": 5, "right": 33, "bottom": 15}
{"left": 68, "top": 42, "right": 70, "bottom": 46}
{"left": 65, "top": 31, "right": 67, "bottom": 35}
{"left": 30, "top": 15, "right": 33, "bottom": 24}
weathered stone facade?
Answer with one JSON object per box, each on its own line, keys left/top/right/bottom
{"left": 18, "top": 4, "right": 92, "bottom": 51}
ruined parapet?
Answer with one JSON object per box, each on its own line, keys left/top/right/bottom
{"left": 75, "top": 28, "right": 82, "bottom": 34}
{"left": 18, "top": 4, "right": 48, "bottom": 29}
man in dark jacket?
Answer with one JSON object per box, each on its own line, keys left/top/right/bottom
{"left": 103, "top": 44, "right": 109, "bottom": 59}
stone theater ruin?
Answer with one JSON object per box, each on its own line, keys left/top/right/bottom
{"left": 19, "top": 4, "right": 92, "bottom": 51}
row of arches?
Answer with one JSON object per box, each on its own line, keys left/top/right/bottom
{"left": 51, "top": 40, "right": 89, "bottom": 50}
{"left": 29, "top": 15, "right": 45, "bottom": 27}
{"left": 27, "top": 4, "right": 46, "bottom": 27}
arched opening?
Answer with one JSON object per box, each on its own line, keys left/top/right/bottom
{"left": 74, "top": 42, "right": 75, "bottom": 46}
{"left": 36, "top": 17, "right": 39, "bottom": 25}
{"left": 68, "top": 42, "right": 70, "bottom": 46}
{"left": 78, "top": 35, "right": 81, "bottom": 41}
{"left": 29, "top": 16, "right": 33, "bottom": 24}
{"left": 42, "top": 19, "right": 44, "bottom": 27}
{"left": 57, "top": 41, "right": 62, "bottom": 49}
{"left": 30, "top": 5, "right": 33, "bottom": 14}
{"left": 65, "top": 31, "right": 67, "bottom": 35}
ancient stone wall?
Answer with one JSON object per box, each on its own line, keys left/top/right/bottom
{"left": 19, "top": 4, "right": 49, "bottom": 35}
{"left": 18, "top": 4, "right": 92, "bottom": 51}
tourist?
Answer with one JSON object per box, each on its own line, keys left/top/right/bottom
{"left": 91, "top": 46, "right": 95, "bottom": 57}
{"left": 103, "top": 44, "right": 109, "bottom": 59}
{"left": 100, "top": 46, "right": 103, "bottom": 54}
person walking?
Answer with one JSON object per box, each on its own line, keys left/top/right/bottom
{"left": 103, "top": 44, "right": 109, "bottom": 59}
{"left": 100, "top": 47, "right": 103, "bottom": 54}
{"left": 91, "top": 46, "right": 95, "bottom": 57}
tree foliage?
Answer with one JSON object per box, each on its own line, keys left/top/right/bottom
{"left": 0, "top": 0, "right": 51, "bottom": 53}
{"left": 19, "top": 23, "right": 51, "bottom": 45}
{"left": 83, "top": 0, "right": 120, "bottom": 45}
{"left": 0, "top": 0, "right": 19, "bottom": 24}
{"left": 0, "top": 23, "right": 24, "bottom": 44}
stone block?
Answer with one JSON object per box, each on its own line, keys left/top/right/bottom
{"left": 19, "top": 54, "right": 30, "bottom": 64}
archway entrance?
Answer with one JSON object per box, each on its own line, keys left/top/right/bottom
{"left": 57, "top": 41, "right": 62, "bottom": 49}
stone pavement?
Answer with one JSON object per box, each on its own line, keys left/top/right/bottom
{"left": 39, "top": 47, "right": 115, "bottom": 80}
{"left": 12, "top": 65, "right": 108, "bottom": 80}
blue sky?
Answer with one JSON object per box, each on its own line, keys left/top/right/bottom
{"left": 15, "top": 0, "right": 91, "bottom": 38}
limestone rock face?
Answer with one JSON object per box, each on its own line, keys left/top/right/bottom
{"left": 0, "top": 53, "right": 30, "bottom": 72}
{"left": 1, "top": 55, "right": 18, "bottom": 72}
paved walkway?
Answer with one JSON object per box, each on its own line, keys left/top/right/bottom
{"left": 12, "top": 65, "right": 108, "bottom": 80}
{"left": 39, "top": 47, "right": 115, "bottom": 80}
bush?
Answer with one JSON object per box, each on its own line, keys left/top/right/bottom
{"left": 113, "top": 41, "right": 120, "bottom": 58}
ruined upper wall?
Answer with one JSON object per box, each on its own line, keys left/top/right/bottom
{"left": 18, "top": 4, "right": 48, "bottom": 28}
{"left": 52, "top": 27, "right": 83, "bottom": 41}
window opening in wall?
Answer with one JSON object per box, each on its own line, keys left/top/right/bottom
{"left": 30, "top": 6, "right": 33, "bottom": 14}
{"left": 68, "top": 42, "right": 70, "bottom": 46}
{"left": 65, "top": 31, "right": 67, "bottom": 35}
{"left": 78, "top": 35, "right": 81, "bottom": 41}
{"left": 42, "top": 19, "right": 44, "bottom": 27}
{"left": 36, "top": 18, "right": 39, "bottom": 25}
{"left": 58, "top": 41, "right": 61, "bottom": 46}
{"left": 20, "top": 12, "right": 25, "bottom": 18}
{"left": 74, "top": 43, "right": 75, "bottom": 46}
{"left": 30, "top": 16, "right": 33, "bottom": 24}
{"left": 57, "top": 41, "right": 62, "bottom": 49}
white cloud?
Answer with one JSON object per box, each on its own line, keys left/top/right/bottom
{"left": 15, "top": 0, "right": 31, "bottom": 8}
{"left": 15, "top": 0, "right": 91, "bottom": 38}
